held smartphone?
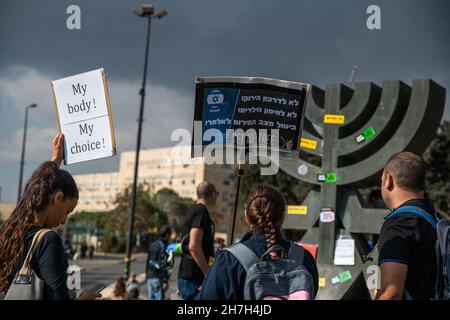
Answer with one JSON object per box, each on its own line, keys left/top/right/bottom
{"left": 90, "top": 283, "right": 107, "bottom": 294}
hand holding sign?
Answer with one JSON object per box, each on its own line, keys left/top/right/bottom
{"left": 51, "top": 68, "right": 116, "bottom": 165}
{"left": 51, "top": 132, "right": 65, "bottom": 167}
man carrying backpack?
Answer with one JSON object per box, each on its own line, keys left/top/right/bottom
{"left": 146, "top": 225, "right": 172, "bottom": 300}
{"left": 376, "top": 152, "right": 449, "bottom": 300}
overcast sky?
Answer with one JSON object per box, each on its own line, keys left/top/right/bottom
{"left": 0, "top": 0, "right": 449, "bottom": 202}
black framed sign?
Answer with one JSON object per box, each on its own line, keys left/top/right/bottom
{"left": 192, "top": 76, "right": 310, "bottom": 160}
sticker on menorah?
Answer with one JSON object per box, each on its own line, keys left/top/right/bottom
{"left": 300, "top": 137, "right": 317, "bottom": 150}
{"left": 355, "top": 134, "right": 366, "bottom": 143}
{"left": 192, "top": 76, "right": 310, "bottom": 160}
{"left": 287, "top": 205, "right": 308, "bottom": 215}
{"left": 317, "top": 173, "right": 337, "bottom": 183}
{"left": 51, "top": 68, "right": 116, "bottom": 165}
{"left": 325, "top": 173, "right": 337, "bottom": 183}
{"left": 297, "top": 164, "right": 308, "bottom": 176}
{"left": 319, "top": 278, "right": 326, "bottom": 288}
{"left": 355, "top": 127, "right": 376, "bottom": 144}
{"left": 338, "top": 270, "right": 352, "bottom": 283}
{"left": 324, "top": 114, "right": 345, "bottom": 124}
{"left": 331, "top": 276, "right": 340, "bottom": 285}
{"left": 320, "top": 208, "right": 335, "bottom": 223}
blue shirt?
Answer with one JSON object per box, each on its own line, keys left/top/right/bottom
{"left": 196, "top": 231, "right": 319, "bottom": 300}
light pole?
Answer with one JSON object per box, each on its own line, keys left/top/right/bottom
{"left": 124, "top": 4, "right": 167, "bottom": 279}
{"left": 17, "top": 103, "right": 38, "bottom": 202}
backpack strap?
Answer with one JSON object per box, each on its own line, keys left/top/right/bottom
{"left": 223, "top": 243, "right": 259, "bottom": 272}
{"left": 157, "top": 240, "right": 165, "bottom": 256}
{"left": 434, "top": 239, "right": 443, "bottom": 299}
{"left": 363, "top": 242, "right": 379, "bottom": 262}
{"left": 384, "top": 205, "right": 438, "bottom": 229}
{"left": 288, "top": 241, "right": 305, "bottom": 266}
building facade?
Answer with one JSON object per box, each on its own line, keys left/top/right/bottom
{"left": 73, "top": 172, "right": 120, "bottom": 212}
{"left": 0, "top": 202, "right": 16, "bottom": 222}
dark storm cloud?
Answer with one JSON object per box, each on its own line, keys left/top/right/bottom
{"left": 0, "top": 0, "right": 448, "bottom": 202}
{"left": 1, "top": 0, "right": 449, "bottom": 93}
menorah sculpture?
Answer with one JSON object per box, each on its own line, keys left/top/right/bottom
{"left": 279, "top": 79, "right": 446, "bottom": 299}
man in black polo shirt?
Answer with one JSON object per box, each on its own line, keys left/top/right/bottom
{"left": 376, "top": 152, "right": 438, "bottom": 300}
{"left": 177, "top": 181, "right": 218, "bottom": 299}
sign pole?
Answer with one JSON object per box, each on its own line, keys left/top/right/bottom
{"left": 230, "top": 162, "right": 244, "bottom": 245}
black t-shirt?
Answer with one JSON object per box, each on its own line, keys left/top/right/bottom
{"left": 378, "top": 199, "right": 438, "bottom": 300}
{"left": 14, "top": 226, "right": 71, "bottom": 300}
{"left": 178, "top": 204, "right": 215, "bottom": 284}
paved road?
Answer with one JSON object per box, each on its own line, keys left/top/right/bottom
{"left": 70, "top": 253, "right": 181, "bottom": 299}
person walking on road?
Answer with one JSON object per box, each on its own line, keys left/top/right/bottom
{"left": 146, "top": 225, "right": 172, "bottom": 300}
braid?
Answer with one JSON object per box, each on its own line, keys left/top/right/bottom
{"left": 245, "top": 184, "right": 286, "bottom": 250}
{"left": 264, "top": 208, "right": 276, "bottom": 248}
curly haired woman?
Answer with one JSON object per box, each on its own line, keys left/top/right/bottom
{"left": 0, "top": 133, "right": 100, "bottom": 300}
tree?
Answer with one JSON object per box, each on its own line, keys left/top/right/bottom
{"left": 69, "top": 211, "right": 109, "bottom": 227}
{"left": 152, "top": 188, "right": 194, "bottom": 234}
{"left": 102, "top": 183, "right": 168, "bottom": 253}
{"left": 424, "top": 120, "right": 450, "bottom": 216}
{"left": 68, "top": 185, "right": 195, "bottom": 253}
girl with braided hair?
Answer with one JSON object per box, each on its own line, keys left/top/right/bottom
{"left": 0, "top": 133, "right": 100, "bottom": 300}
{"left": 197, "top": 184, "right": 318, "bottom": 300}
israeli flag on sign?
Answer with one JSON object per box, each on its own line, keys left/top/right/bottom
{"left": 207, "top": 89, "right": 224, "bottom": 107}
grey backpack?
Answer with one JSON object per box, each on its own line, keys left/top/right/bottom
{"left": 224, "top": 242, "right": 315, "bottom": 300}
{"left": 435, "top": 218, "right": 450, "bottom": 300}
{"left": 4, "top": 229, "right": 51, "bottom": 300}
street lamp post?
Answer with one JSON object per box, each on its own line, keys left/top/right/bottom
{"left": 17, "top": 103, "right": 38, "bottom": 202}
{"left": 348, "top": 65, "right": 358, "bottom": 84}
{"left": 124, "top": 4, "right": 167, "bottom": 280}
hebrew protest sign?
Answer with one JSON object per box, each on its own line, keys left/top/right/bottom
{"left": 51, "top": 68, "right": 116, "bottom": 165}
{"left": 193, "top": 77, "right": 310, "bottom": 160}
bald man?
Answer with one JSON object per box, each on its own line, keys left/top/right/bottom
{"left": 177, "top": 181, "right": 218, "bottom": 299}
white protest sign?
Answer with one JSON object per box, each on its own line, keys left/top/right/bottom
{"left": 51, "top": 68, "right": 116, "bottom": 164}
